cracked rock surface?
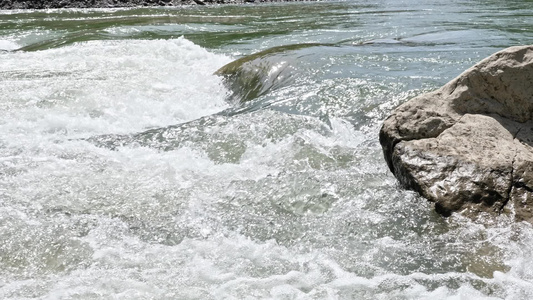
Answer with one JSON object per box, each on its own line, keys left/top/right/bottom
{"left": 380, "top": 45, "right": 533, "bottom": 222}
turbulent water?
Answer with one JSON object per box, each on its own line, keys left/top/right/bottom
{"left": 1, "top": 1, "right": 533, "bottom": 299}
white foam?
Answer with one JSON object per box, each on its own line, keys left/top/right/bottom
{"left": 0, "top": 39, "right": 19, "bottom": 51}
{"left": 2, "top": 10, "right": 533, "bottom": 300}
{"left": 0, "top": 37, "right": 232, "bottom": 145}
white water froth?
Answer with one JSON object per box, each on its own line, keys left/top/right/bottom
{"left": 0, "top": 37, "right": 231, "bottom": 143}
{"left": 0, "top": 39, "right": 19, "bottom": 51}
{"left": 2, "top": 29, "right": 533, "bottom": 300}
{"left": 2, "top": 101, "right": 533, "bottom": 298}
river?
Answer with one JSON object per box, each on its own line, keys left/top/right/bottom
{"left": 1, "top": 0, "right": 533, "bottom": 299}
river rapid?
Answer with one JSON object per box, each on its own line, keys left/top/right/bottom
{"left": 1, "top": 1, "right": 533, "bottom": 299}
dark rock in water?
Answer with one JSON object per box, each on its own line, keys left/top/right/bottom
{"left": 380, "top": 45, "right": 533, "bottom": 222}
{"left": 215, "top": 43, "right": 321, "bottom": 103}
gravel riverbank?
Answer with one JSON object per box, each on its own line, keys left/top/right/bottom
{"left": 0, "top": 0, "right": 302, "bottom": 9}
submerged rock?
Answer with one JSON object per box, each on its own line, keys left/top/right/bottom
{"left": 380, "top": 45, "right": 533, "bottom": 222}
{"left": 215, "top": 43, "right": 322, "bottom": 103}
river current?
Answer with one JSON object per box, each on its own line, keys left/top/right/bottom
{"left": 1, "top": 1, "right": 533, "bottom": 299}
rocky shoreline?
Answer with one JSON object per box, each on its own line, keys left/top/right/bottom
{"left": 0, "top": 0, "right": 297, "bottom": 9}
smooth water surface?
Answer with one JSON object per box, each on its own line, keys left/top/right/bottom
{"left": 1, "top": 0, "right": 533, "bottom": 299}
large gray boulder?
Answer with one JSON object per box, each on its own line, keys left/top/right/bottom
{"left": 380, "top": 45, "right": 533, "bottom": 222}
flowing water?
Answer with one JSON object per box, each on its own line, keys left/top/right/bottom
{"left": 1, "top": 0, "right": 533, "bottom": 299}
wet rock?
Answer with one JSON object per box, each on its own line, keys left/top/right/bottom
{"left": 380, "top": 45, "right": 533, "bottom": 222}
{"left": 215, "top": 44, "right": 320, "bottom": 103}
